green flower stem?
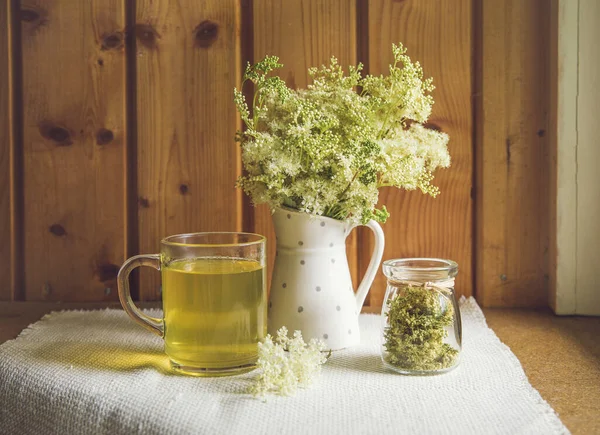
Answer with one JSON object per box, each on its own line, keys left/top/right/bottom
{"left": 337, "top": 171, "right": 360, "bottom": 201}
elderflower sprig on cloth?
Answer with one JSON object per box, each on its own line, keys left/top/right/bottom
{"left": 249, "top": 327, "right": 328, "bottom": 398}
{"left": 234, "top": 43, "right": 450, "bottom": 224}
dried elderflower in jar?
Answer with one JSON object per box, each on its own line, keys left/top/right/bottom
{"left": 381, "top": 258, "right": 462, "bottom": 375}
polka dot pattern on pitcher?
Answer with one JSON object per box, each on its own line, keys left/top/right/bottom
{"left": 268, "top": 207, "right": 382, "bottom": 350}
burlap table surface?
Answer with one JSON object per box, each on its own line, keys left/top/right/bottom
{"left": 0, "top": 297, "right": 569, "bottom": 435}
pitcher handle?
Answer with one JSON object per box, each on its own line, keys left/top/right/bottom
{"left": 354, "top": 220, "right": 385, "bottom": 311}
{"left": 117, "top": 254, "right": 164, "bottom": 337}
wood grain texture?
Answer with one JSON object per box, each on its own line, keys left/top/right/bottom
{"left": 135, "top": 0, "right": 242, "bottom": 300}
{"left": 251, "top": 0, "right": 359, "bottom": 292}
{"left": 365, "top": 0, "right": 473, "bottom": 308}
{"left": 20, "top": 0, "right": 127, "bottom": 301}
{"left": 0, "top": 1, "right": 12, "bottom": 300}
{"left": 0, "top": 1, "right": 562, "bottom": 308}
{"left": 476, "top": 0, "right": 552, "bottom": 307}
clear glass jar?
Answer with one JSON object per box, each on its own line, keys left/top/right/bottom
{"left": 381, "top": 258, "right": 461, "bottom": 375}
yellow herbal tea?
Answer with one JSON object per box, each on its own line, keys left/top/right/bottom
{"left": 162, "top": 257, "right": 266, "bottom": 372}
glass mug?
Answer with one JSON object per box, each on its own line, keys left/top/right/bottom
{"left": 117, "top": 232, "right": 267, "bottom": 376}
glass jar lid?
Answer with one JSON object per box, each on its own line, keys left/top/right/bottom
{"left": 382, "top": 258, "right": 458, "bottom": 283}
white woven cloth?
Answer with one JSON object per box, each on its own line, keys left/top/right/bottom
{"left": 0, "top": 298, "right": 568, "bottom": 435}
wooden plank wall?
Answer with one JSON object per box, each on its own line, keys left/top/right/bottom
{"left": 0, "top": 0, "right": 556, "bottom": 308}
{"left": 135, "top": 0, "right": 242, "bottom": 301}
{"left": 19, "top": 0, "right": 127, "bottom": 302}
{"left": 475, "top": 0, "right": 553, "bottom": 307}
{"left": 364, "top": 0, "right": 473, "bottom": 308}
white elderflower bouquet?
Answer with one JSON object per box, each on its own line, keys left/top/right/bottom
{"left": 250, "top": 327, "right": 328, "bottom": 398}
{"left": 234, "top": 43, "right": 450, "bottom": 224}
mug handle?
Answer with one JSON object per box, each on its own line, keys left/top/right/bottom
{"left": 117, "top": 254, "right": 164, "bottom": 337}
{"left": 354, "top": 220, "right": 385, "bottom": 311}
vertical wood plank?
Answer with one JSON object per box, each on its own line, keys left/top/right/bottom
{"left": 251, "top": 0, "right": 358, "bottom": 292}
{"left": 0, "top": 1, "right": 12, "bottom": 300}
{"left": 136, "top": 0, "right": 242, "bottom": 300}
{"left": 21, "top": 0, "right": 127, "bottom": 301}
{"left": 549, "top": 0, "right": 574, "bottom": 314}
{"left": 365, "top": 0, "right": 473, "bottom": 308}
{"left": 476, "top": 0, "right": 551, "bottom": 307}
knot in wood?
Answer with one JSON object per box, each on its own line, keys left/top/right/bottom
{"left": 101, "top": 32, "right": 124, "bottom": 51}
{"left": 96, "top": 263, "right": 119, "bottom": 282}
{"left": 49, "top": 224, "right": 67, "bottom": 237}
{"left": 96, "top": 128, "right": 114, "bottom": 145}
{"left": 179, "top": 184, "right": 189, "bottom": 195}
{"left": 20, "top": 9, "right": 40, "bottom": 22}
{"left": 423, "top": 122, "right": 442, "bottom": 132}
{"left": 40, "top": 123, "right": 72, "bottom": 145}
{"left": 138, "top": 197, "right": 150, "bottom": 208}
{"left": 49, "top": 127, "right": 70, "bottom": 143}
{"left": 135, "top": 24, "right": 159, "bottom": 49}
{"left": 194, "top": 21, "right": 219, "bottom": 48}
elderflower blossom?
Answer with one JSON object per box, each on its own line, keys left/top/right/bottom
{"left": 249, "top": 327, "right": 328, "bottom": 398}
{"left": 234, "top": 44, "right": 450, "bottom": 224}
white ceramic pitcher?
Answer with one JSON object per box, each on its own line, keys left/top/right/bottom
{"left": 268, "top": 207, "right": 385, "bottom": 350}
